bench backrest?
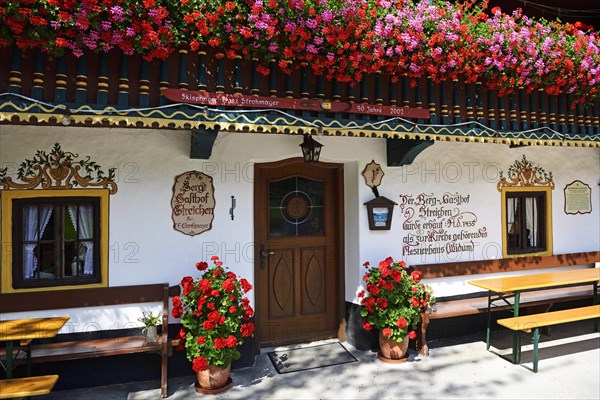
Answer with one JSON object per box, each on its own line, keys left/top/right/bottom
{"left": 415, "top": 251, "right": 599, "bottom": 279}
{"left": 0, "top": 284, "right": 172, "bottom": 313}
{"left": 0, "top": 284, "right": 180, "bottom": 345}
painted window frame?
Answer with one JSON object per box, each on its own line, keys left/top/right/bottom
{"left": 1, "top": 189, "right": 109, "bottom": 293}
{"left": 500, "top": 186, "right": 553, "bottom": 258}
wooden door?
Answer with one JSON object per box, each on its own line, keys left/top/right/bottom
{"left": 254, "top": 158, "right": 344, "bottom": 347}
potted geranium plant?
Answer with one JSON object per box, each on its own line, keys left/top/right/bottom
{"left": 358, "top": 257, "right": 435, "bottom": 363}
{"left": 171, "top": 256, "right": 254, "bottom": 393}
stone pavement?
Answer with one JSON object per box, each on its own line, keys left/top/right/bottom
{"left": 40, "top": 320, "right": 600, "bottom": 400}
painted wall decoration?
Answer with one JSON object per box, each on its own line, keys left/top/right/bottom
{"left": 0, "top": 142, "right": 117, "bottom": 194}
{"left": 497, "top": 154, "right": 554, "bottom": 191}
{"left": 564, "top": 180, "right": 592, "bottom": 215}
{"left": 399, "top": 192, "right": 487, "bottom": 257}
{"left": 171, "top": 171, "right": 215, "bottom": 236}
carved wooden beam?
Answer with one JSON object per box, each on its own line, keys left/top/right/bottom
{"left": 190, "top": 127, "right": 219, "bottom": 159}
{"left": 386, "top": 138, "right": 434, "bottom": 167}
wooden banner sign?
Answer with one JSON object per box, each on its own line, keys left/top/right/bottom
{"left": 162, "top": 89, "right": 430, "bottom": 119}
{"left": 171, "top": 171, "right": 215, "bottom": 236}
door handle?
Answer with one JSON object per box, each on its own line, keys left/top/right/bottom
{"left": 259, "top": 244, "right": 274, "bottom": 270}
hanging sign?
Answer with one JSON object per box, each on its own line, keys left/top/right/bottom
{"left": 171, "top": 171, "right": 215, "bottom": 236}
{"left": 163, "top": 89, "right": 430, "bottom": 119}
{"left": 564, "top": 180, "right": 592, "bottom": 215}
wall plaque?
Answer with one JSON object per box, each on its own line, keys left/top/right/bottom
{"left": 171, "top": 171, "right": 215, "bottom": 236}
{"left": 564, "top": 180, "right": 592, "bottom": 215}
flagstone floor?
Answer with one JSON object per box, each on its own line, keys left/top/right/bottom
{"left": 40, "top": 320, "right": 600, "bottom": 399}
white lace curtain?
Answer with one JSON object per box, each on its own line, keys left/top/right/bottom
{"left": 67, "top": 205, "right": 94, "bottom": 275}
{"left": 23, "top": 206, "right": 53, "bottom": 278}
{"left": 525, "top": 197, "right": 538, "bottom": 247}
{"left": 507, "top": 199, "right": 516, "bottom": 234}
{"left": 507, "top": 197, "right": 538, "bottom": 248}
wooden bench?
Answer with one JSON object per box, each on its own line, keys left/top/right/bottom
{"left": 0, "top": 374, "right": 59, "bottom": 399}
{"left": 0, "top": 284, "right": 177, "bottom": 398}
{"left": 417, "top": 251, "right": 600, "bottom": 320}
{"left": 497, "top": 304, "right": 600, "bottom": 372}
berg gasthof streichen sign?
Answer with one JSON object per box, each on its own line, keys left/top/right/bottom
{"left": 171, "top": 171, "right": 215, "bottom": 236}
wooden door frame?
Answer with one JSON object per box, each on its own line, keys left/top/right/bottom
{"left": 253, "top": 157, "right": 345, "bottom": 349}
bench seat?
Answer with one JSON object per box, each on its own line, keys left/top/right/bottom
{"left": 497, "top": 304, "right": 600, "bottom": 332}
{"left": 0, "top": 374, "right": 59, "bottom": 399}
{"left": 495, "top": 304, "right": 600, "bottom": 372}
{"left": 431, "top": 286, "right": 595, "bottom": 319}
{"left": 0, "top": 336, "right": 164, "bottom": 364}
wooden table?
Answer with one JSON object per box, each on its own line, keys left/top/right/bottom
{"left": 468, "top": 268, "right": 599, "bottom": 362}
{"left": 0, "top": 316, "right": 69, "bottom": 378}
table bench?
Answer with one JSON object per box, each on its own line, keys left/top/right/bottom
{"left": 417, "top": 251, "right": 599, "bottom": 321}
{"left": 0, "top": 374, "right": 59, "bottom": 399}
{"left": 0, "top": 284, "right": 178, "bottom": 398}
{"left": 497, "top": 304, "right": 600, "bottom": 372}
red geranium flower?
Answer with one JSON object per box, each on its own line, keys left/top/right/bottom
{"left": 196, "top": 261, "right": 208, "bottom": 271}
{"left": 192, "top": 356, "right": 208, "bottom": 372}
{"left": 177, "top": 257, "right": 254, "bottom": 369}
{"left": 240, "top": 323, "right": 255, "bottom": 337}
{"left": 396, "top": 317, "right": 407, "bottom": 329}
{"left": 360, "top": 257, "right": 435, "bottom": 342}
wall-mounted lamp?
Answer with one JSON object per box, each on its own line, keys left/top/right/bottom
{"left": 300, "top": 133, "right": 323, "bottom": 163}
{"left": 61, "top": 109, "right": 72, "bottom": 126}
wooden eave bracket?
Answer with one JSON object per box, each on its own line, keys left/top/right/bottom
{"left": 386, "top": 138, "right": 434, "bottom": 167}
{"left": 190, "top": 127, "right": 219, "bottom": 159}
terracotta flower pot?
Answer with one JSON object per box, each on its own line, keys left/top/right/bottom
{"left": 378, "top": 332, "right": 409, "bottom": 364}
{"left": 195, "top": 364, "right": 232, "bottom": 394}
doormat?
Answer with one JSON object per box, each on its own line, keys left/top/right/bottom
{"left": 267, "top": 342, "right": 358, "bottom": 374}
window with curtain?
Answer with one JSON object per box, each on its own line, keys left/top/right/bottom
{"left": 505, "top": 191, "right": 547, "bottom": 255}
{"left": 12, "top": 197, "right": 101, "bottom": 289}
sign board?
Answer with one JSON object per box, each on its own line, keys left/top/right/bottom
{"left": 361, "top": 160, "right": 385, "bottom": 189}
{"left": 163, "top": 89, "right": 430, "bottom": 120}
{"left": 171, "top": 171, "right": 215, "bottom": 236}
{"left": 564, "top": 180, "right": 592, "bottom": 215}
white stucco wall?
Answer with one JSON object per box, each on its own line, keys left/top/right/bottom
{"left": 1, "top": 125, "right": 599, "bottom": 331}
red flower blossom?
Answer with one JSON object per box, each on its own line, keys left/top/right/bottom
{"left": 240, "top": 278, "right": 252, "bottom": 293}
{"left": 202, "top": 320, "right": 216, "bottom": 331}
{"left": 376, "top": 297, "right": 388, "bottom": 310}
{"left": 222, "top": 278, "right": 235, "bottom": 293}
{"left": 192, "top": 356, "right": 208, "bottom": 372}
{"left": 396, "top": 317, "right": 407, "bottom": 329}
{"left": 382, "top": 328, "right": 392, "bottom": 337}
{"left": 240, "top": 323, "right": 255, "bottom": 337}
{"left": 362, "top": 321, "right": 373, "bottom": 331}
{"left": 411, "top": 270, "right": 422, "bottom": 284}
{"left": 411, "top": 297, "right": 420, "bottom": 308}
{"left": 196, "top": 261, "right": 208, "bottom": 271}
{"left": 225, "top": 335, "right": 238, "bottom": 348}
{"left": 408, "top": 330, "right": 417, "bottom": 340}
{"left": 198, "top": 279, "right": 211, "bottom": 291}
{"left": 171, "top": 297, "right": 183, "bottom": 318}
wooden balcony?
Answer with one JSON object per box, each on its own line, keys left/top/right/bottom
{"left": 1, "top": 45, "right": 598, "bottom": 148}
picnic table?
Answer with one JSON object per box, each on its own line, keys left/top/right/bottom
{"left": 0, "top": 316, "right": 69, "bottom": 378}
{"left": 468, "top": 268, "right": 599, "bottom": 365}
